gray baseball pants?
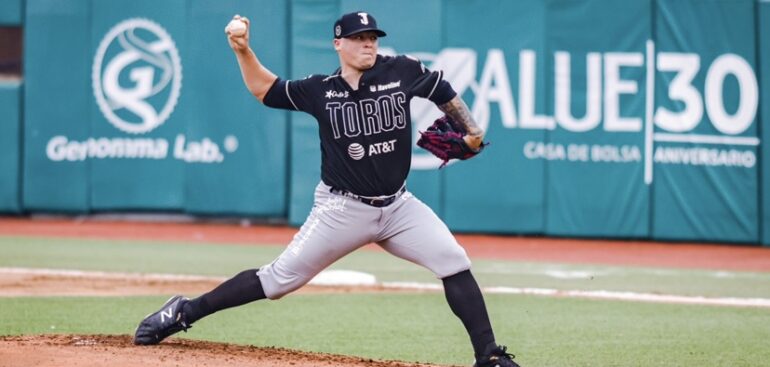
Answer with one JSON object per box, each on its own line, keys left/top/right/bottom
{"left": 257, "top": 181, "right": 472, "bottom": 299}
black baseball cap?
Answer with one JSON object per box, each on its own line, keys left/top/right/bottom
{"left": 333, "top": 11, "right": 387, "bottom": 39}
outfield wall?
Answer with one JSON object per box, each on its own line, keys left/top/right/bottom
{"left": 7, "top": 0, "right": 770, "bottom": 245}
{"left": 0, "top": 0, "right": 23, "bottom": 25}
{"left": 0, "top": 81, "right": 22, "bottom": 213}
{"left": 761, "top": 0, "right": 770, "bottom": 245}
{"left": 21, "top": 0, "right": 288, "bottom": 216}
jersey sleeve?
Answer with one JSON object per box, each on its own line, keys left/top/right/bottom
{"left": 402, "top": 55, "right": 457, "bottom": 105}
{"left": 263, "top": 76, "right": 317, "bottom": 112}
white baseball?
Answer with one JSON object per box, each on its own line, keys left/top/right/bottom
{"left": 226, "top": 19, "right": 247, "bottom": 36}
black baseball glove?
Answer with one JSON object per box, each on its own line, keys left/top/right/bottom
{"left": 417, "top": 115, "right": 487, "bottom": 168}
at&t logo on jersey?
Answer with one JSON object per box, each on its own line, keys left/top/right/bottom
{"left": 92, "top": 18, "right": 182, "bottom": 134}
{"left": 347, "top": 140, "right": 397, "bottom": 160}
{"left": 348, "top": 143, "right": 365, "bottom": 160}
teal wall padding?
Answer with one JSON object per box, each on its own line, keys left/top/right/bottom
{"left": 15, "top": 0, "right": 768, "bottom": 244}
{"left": 0, "top": 0, "right": 23, "bottom": 25}
{"left": 651, "top": 0, "right": 758, "bottom": 243}
{"left": 23, "top": 0, "right": 91, "bottom": 212}
{"left": 0, "top": 81, "right": 22, "bottom": 212}
{"left": 760, "top": 0, "right": 770, "bottom": 246}
{"left": 22, "top": 0, "right": 290, "bottom": 216}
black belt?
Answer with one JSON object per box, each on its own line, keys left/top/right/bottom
{"left": 329, "top": 186, "right": 406, "bottom": 207}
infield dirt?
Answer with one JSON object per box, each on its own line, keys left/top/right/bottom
{"left": 0, "top": 270, "right": 445, "bottom": 367}
{"left": 0, "top": 334, "right": 444, "bottom": 367}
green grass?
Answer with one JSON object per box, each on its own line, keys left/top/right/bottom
{"left": 1, "top": 235, "right": 770, "bottom": 366}
{"left": 0, "top": 295, "right": 768, "bottom": 366}
{"left": 0, "top": 236, "right": 284, "bottom": 276}
{"left": 2, "top": 236, "right": 770, "bottom": 297}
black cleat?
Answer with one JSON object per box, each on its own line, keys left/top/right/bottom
{"left": 474, "top": 345, "right": 521, "bottom": 367}
{"left": 134, "top": 295, "right": 191, "bottom": 345}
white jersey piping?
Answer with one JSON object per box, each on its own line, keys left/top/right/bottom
{"left": 426, "top": 70, "right": 443, "bottom": 100}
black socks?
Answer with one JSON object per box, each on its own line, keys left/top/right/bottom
{"left": 442, "top": 269, "right": 497, "bottom": 359}
{"left": 182, "top": 267, "right": 496, "bottom": 359}
{"left": 183, "top": 268, "right": 267, "bottom": 324}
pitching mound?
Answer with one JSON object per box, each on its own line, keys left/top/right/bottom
{"left": 0, "top": 334, "right": 445, "bottom": 367}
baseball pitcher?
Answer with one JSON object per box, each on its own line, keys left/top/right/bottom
{"left": 133, "top": 11, "right": 519, "bottom": 367}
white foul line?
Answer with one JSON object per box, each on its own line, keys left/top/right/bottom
{"left": 653, "top": 133, "right": 761, "bottom": 146}
{"left": 380, "top": 282, "right": 770, "bottom": 308}
{"left": 483, "top": 287, "right": 770, "bottom": 308}
{"left": 3, "top": 267, "right": 769, "bottom": 308}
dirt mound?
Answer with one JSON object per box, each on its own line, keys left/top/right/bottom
{"left": 0, "top": 334, "right": 446, "bottom": 367}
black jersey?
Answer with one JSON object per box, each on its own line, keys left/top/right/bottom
{"left": 263, "top": 54, "right": 456, "bottom": 197}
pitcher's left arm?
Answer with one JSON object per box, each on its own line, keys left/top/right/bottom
{"left": 438, "top": 96, "right": 484, "bottom": 150}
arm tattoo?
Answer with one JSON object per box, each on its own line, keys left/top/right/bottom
{"left": 438, "top": 96, "right": 482, "bottom": 135}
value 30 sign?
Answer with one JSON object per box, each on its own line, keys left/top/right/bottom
{"left": 406, "top": 41, "right": 758, "bottom": 182}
